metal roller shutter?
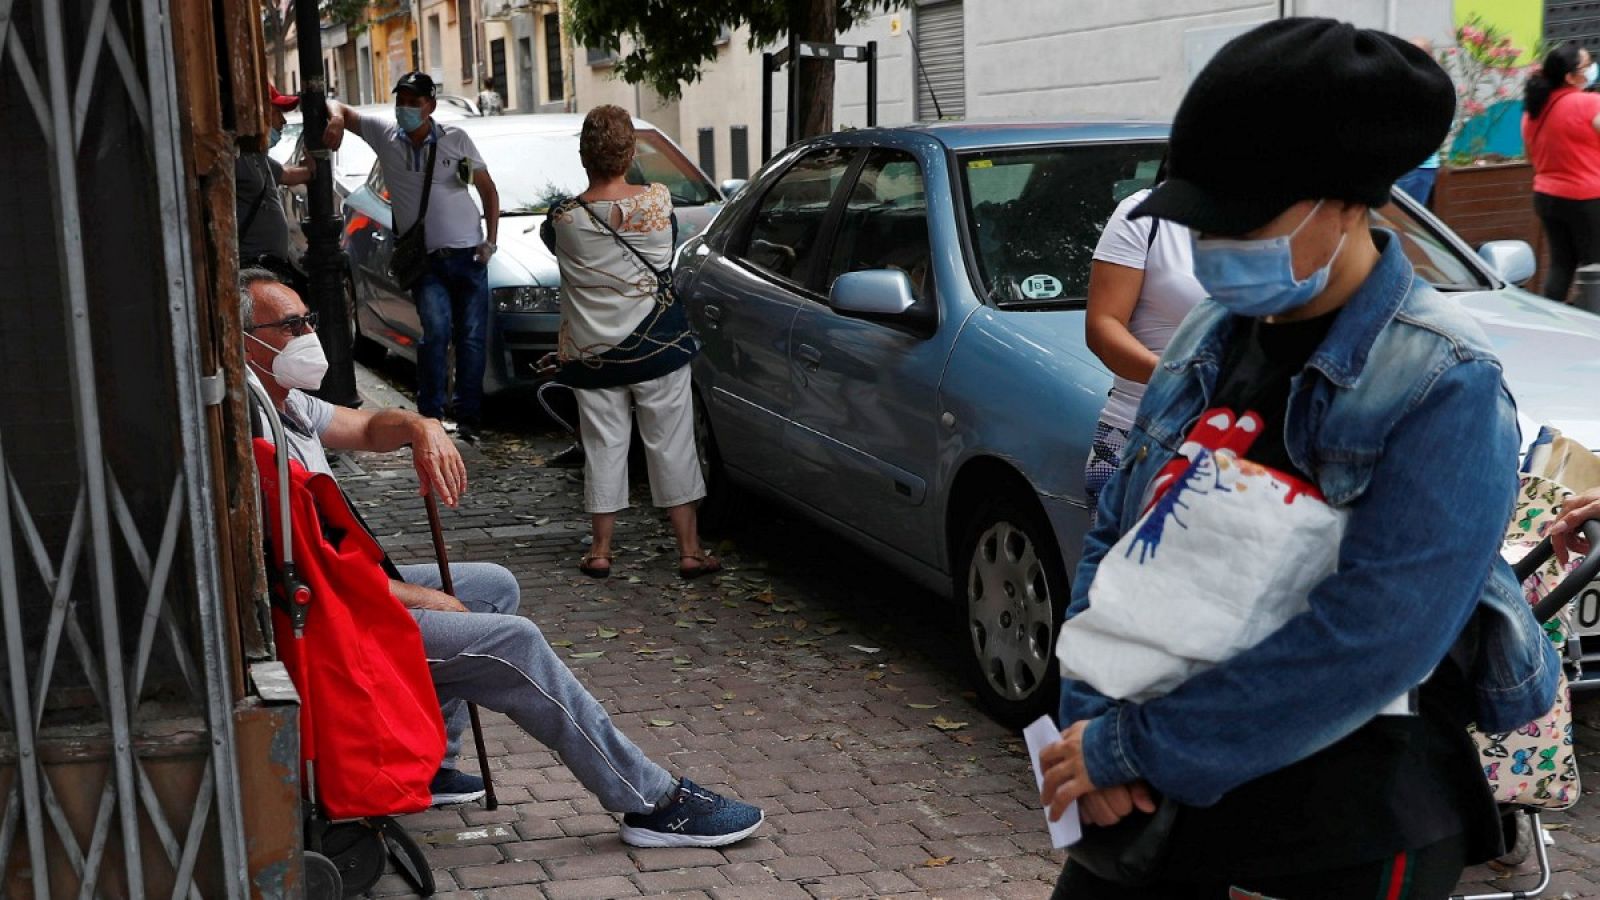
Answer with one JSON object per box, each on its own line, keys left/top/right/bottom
{"left": 916, "top": 0, "right": 965, "bottom": 121}
{"left": 1547, "top": 1, "right": 1600, "bottom": 48}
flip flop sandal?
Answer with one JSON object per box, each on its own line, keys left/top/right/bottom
{"left": 579, "top": 555, "right": 612, "bottom": 578}
{"left": 678, "top": 554, "right": 723, "bottom": 580}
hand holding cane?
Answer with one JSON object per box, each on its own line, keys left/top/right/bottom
{"left": 424, "top": 492, "right": 499, "bottom": 810}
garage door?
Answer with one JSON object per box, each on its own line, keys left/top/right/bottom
{"left": 1547, "top": 1, "right": 1600, "bottom": 48}
{"left": 916, "top": 0, "right": 965, "bottom": 121}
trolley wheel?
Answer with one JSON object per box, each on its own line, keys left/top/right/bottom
{"left": 322, "top": 821, "right": 387, "bottom": 897}
{"left": 303, "top": 850, "right": 343, "bottom": 900}
{"left": 378, "top": 816, "right": 437, "bottom": 896}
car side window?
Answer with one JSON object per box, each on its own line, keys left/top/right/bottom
{"left": 960, "top": 143, "right": 1166, "bottom": 306}
{"left": 824, "top": 149, "right": 931, "bottom": 302}
{"left": 738, "top": 147, "right": 857, "bottom": 287}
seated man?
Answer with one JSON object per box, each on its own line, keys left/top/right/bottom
{"left": 240, "top": 267, "right": 763, "bottom": 847}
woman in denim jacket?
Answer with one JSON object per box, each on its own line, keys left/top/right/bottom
{"left": 1040, "top": 19, "right": 1561, "bottom": 897}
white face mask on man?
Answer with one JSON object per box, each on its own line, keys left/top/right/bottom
{"left": 246, "top": 330, "right": 329, "bottom": 390}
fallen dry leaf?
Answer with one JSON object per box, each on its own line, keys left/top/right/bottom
{"left": 931, "top": 716, "right": 969, "bottom": 732}
{"left": 922, "top": 856, "right": 954, "bottom": 868}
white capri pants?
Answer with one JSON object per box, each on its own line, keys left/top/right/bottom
{"left": 574, "top": 364, "right": 707, "bottom": 514}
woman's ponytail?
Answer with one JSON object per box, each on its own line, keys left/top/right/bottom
{"left": 1528, "top": 44, "right": 1583, "bottom": 118}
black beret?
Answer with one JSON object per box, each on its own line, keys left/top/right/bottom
{"left": 1133, "top": 18, "right": 1455, "bottom": 235}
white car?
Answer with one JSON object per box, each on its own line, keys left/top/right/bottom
{"left": 338, "top": 114, "right": 724, "bottom": 395}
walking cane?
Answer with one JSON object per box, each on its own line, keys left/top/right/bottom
{"left": 424, "top": 492, "right": 500, "bottom": 811}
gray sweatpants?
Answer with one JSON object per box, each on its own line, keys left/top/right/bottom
{"left": 396, "top": 562, "right": 675, "bottom": 814}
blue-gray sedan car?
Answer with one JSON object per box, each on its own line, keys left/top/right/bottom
{"left": 674, "top": 121, "right": 1600, "bottom": 725}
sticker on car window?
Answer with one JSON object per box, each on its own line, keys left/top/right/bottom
{"left": 1020, "top": 274, "right": 1063, "bottom": 299}
{"left": 967, "top": 159, "right": 994, "bottom": 169}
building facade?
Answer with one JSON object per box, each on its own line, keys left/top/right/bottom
{"left": 571, "top": 0, "right": 1457, "bottom": 182}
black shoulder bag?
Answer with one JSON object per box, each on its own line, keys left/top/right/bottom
{"left": 390, "top": 140, "right": 438, "bottom": 290}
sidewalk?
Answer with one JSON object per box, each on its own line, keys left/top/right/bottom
{"left": 343, "top": 365, "right": 1600, "bottom": 899}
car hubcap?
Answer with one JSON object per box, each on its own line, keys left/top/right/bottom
{"left": 967, "top": 520, "right": 1053, "bottom": 702}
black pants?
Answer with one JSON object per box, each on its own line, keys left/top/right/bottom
{"left": 1050, "top": 831, "right": 1467, "bottom": 900}
{"left": 1534, "top": 192, "right": 1600, "bottom": 302}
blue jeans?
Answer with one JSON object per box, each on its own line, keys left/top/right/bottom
{"left": 411, "top": 248, "right": 489, "bottom": 424}
{"left": 1394, "top": 166, "right": 1438, "bottom": 207}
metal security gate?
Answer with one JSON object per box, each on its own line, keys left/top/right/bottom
{"left": 914, "top": 0, "right": 965, "bottom": 121}
{"left": 1546, "top": 1, "right": 1600, "bottom": 48}
{"left": 0, "top": 0, "right": 248, "bottom": 893}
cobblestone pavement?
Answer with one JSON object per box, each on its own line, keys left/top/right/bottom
{"left": 343, "top": 363, "right": 1600, "bottom": 899}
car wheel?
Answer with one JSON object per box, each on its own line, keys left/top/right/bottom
{"left": 692, "top": 388, "right": 735, "bottom": 533}
{"left": 347, "top": 272, "right": 385, "bottom": 366}
{"left": 957, "top": 491, "right": 1067, "bottom": 727}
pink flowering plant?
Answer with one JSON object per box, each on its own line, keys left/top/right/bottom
{"left": 1434, "top": 16, "right": 1541, "bottom": 163}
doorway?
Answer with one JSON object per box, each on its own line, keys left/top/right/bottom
{"left": 517, "top": 36, "right": 535, "bottom": 110}
{"left": 491, "top": 37, "right": 509, "bottom": 111}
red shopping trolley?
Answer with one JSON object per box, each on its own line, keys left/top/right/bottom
{"left": 248, "top": 379, "right": 440, "bottom": 896}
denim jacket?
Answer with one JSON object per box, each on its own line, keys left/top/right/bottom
{"left": 1061, "top": 231, "right": 1560, "bottom": 808}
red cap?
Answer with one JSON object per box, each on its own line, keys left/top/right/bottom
{"left": 269, "top": 85, "right": 300, "bottom": 111}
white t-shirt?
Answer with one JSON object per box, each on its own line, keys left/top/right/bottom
{"left": 1091, "top": 188, "right": 1208, "bottom": 430}
{"left": 356, "top": 116, "right": 486, "bottom": 251}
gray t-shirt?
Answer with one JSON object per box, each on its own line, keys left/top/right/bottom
{"left": 236, "top": 152, "right": 291, "bottom": 261}
{"left": 354, "top": 116, "right": 486, "bottom": 251}
{"left": 251, "top": 378, "right": 336, "bottom": 476}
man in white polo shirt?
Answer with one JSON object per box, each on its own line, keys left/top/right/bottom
{"left": 324, "top": 71, "right": 500, "bottom": 442}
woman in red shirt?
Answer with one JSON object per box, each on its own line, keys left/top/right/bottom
{"left": 1523, "top": 43, "right": 1600, "bottom": 302}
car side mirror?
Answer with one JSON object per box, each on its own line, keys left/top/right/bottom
{"left": 1478, "top": 240, "right": 1536, "bottom": 286}
{"left": 829, "top": 270, "right": 934, "bottom": 336}
{"left": 720, "top": 179, "right": 748, "bottom": 199}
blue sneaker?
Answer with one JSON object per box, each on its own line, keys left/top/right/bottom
{"left": 620, "top": 778, "right": 764, "bottom": 848}
{"left": 430, "top": 768, "right": 486, "bottom": 806}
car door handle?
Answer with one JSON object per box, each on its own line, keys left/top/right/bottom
{"left": 796, "top": 344, "right": 822, "bottom": 372}
{"left": 703, "top": 303, "right": 722, "bottom": 328}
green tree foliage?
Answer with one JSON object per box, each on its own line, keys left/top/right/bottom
{"left": 261, "top": 0, "right": 376, "bottom": 93}
{"left": 567, "top": 0, "right": 906, "bottom": 138}
{"left": 323, "top": 0, "right": 375, "bottom": 32}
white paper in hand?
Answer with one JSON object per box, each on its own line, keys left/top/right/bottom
{"left": 1024, "top": 715, "right": 1082, "bottom": 849}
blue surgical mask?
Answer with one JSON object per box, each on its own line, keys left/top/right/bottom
{"left": 1190, "top": 200, "right": 1346, "bottom": 317}
{"left": 1585, "top": 61, "right": 1597, "bottom": 86}
{"left": 396, "top": 105, "right": 425, "bottom": 132}
{"left": 267, "top": 127, "right": 282, "bottom": 149}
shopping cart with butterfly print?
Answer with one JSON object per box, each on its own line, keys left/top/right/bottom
{"left": 1450, "top": 468, "right": 1600, "bottom": 900}
{"left": 1521, "top": 429, "right": 1600, "bottom": 691}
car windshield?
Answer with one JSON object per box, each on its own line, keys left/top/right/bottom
{"left": 958, "top": 141, "right": 1492, "bottom": 307}
{"left": 335, "top": 140, "right": 377, "bottom": 184}
{"left": 485, "top": 129, "right": 718, "bottom": 215}
{"left": 1369, "top": 199, "right": 1492, "bottom": 291}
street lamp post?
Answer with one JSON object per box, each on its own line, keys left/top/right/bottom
{"left": 294, "top": 0, "right": 361, "bottom": 407}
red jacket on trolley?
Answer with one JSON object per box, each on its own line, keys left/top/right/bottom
{"left": 255, "top": 438, "right": 445, "bottom": 819}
